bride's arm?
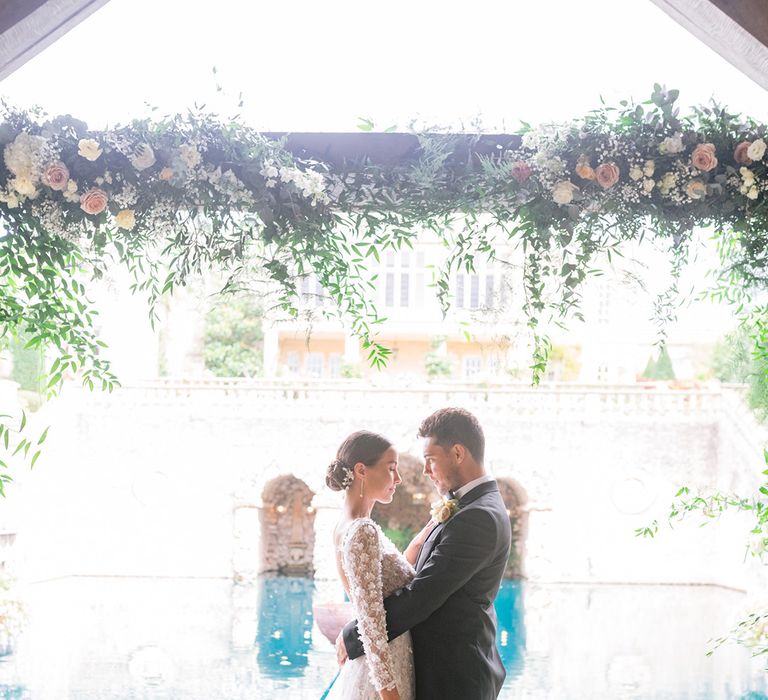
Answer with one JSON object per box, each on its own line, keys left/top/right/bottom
{"left": 403, "top": 519, "right": 435, "bottom": 567}
{"left": 342, "top": 520, "right": 399, "bottom": 696}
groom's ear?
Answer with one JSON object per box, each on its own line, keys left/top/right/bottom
{"left": 452, "top": 443, "right": 467, "bottom": 464}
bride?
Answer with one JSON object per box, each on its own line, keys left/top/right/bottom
{"left": 323, "top": 430, "right": 433, "bottom": 700}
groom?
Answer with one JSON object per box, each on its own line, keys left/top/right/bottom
{"left": 337, "top": 407, "right": 512, "bottom": 699}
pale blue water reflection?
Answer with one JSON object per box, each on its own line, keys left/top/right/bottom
{"left": 1, "top": 576, "right": 765, "bottom": 699}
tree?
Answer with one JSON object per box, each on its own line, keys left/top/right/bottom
{"left": 203, "top": 295, "right": 263, "bottom": 377}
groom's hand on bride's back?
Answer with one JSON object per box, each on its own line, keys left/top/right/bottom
{"left": 335, "top": 631, "right": 348, "bottom": 666}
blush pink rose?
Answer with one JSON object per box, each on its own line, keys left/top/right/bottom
{"left": 691, "top": 143, "right": 718, "bottom": 172}
{"left": 79, "top": 187, "right": 108, "bottom": 215}
{"left": 41, "top": 161, "right": 70, "bottom": 191}
{"left": 595, "top": 162, "right": 620, "bottom": 189}
{"left": 510, "top": 161, "right": 532, "bottom": 183}
{"left": 734, "top": 141, "right": 752, "bottom": 166}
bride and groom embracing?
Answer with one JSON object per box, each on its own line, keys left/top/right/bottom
{"left": 323, "top": 407, "right": 512, "bottom": 700}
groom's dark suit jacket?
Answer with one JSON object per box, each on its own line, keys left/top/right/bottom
{"left": 343, "top": 480, "right": 512, "bottom": 700}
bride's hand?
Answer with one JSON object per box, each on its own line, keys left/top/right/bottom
{"left": 379, "top": 687, "right": 401, "bottom": 700}
{"left": 403, "top": 519, "right": 437, "bottom": 566}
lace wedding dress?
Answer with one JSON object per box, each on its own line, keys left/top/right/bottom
{"left": 325, "top": 517, "right": 416, "bottom": 700}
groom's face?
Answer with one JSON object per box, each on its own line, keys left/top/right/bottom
{"left": 422, "top": 436, "right": 460, "bottom": 496}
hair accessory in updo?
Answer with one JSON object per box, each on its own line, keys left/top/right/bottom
{"left": 338, "top": 460, "right": 354, "bottom": 490}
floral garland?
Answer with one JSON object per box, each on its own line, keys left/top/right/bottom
{"left": 2, "top": 87, "right": 767, "bottom": 389}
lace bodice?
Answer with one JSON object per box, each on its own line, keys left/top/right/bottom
{"left": 341, "top": 517, "right": 415, "bottom": 692}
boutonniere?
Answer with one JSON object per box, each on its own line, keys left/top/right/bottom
{"left": 430, "top": 497, "right": 460, "bottom": 524}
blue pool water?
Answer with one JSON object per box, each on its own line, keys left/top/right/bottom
{"left": 0, "top": 575, "right": 765, "bottom": 699}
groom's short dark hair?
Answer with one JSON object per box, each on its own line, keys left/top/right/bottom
{"left": 418, "top": 407, "right": 485, "bottom": 464}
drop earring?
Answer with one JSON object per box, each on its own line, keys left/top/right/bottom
{"left": 360, "top": 479, "right": 365, "bottom": 499}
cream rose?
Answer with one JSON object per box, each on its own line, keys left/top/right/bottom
{"left": 734, "top": 141, "right": 753, "bottom": 165}
{"left": 629, "top": 166, "right": 643, "bottom": 181}
{"left": 11, "top": 175, "right": 38, "bottom": 197}
{"left": 41, "top": 161, "right": 70, "bottom": 191}
{"left": 78, "top": 138, "right": 103, "bottom": 161}
{"left": 643, "top": 160, "right": 655, "bottom": 178}
{"left": 642, "top": 178, "right": 655, "bottom": 193}
{"left": 685, "top": 179, "right": 707, "bottom": 199}
{"left": 178, "top": 143, "right": 201, "bottom": 169}
{"left": 130, "top": 143, "right": 156, "bottom": 171}
{"left": 115, "top": 208, "right": 136, "bottom": 230}
{"left": 80, "top": 187, "right": 108, "bottom": 215}
{"left": 747, "top": 138, "right": 767, "bottom": 162}
{"left": 691, "top": 143, "right": 718, "bottom": 172}
{"left": 747, "top": 186, "right": 759, "bottom": 200}
{"left": 551, "top": 180, "right": 579, "bottom": 205}
{"left": 595, "top": 162, "right": 620, "bottom": 189}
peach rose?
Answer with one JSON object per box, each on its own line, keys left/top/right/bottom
{"left": 685, "top": 179, "right": 707, "bottom": 199}
{"left": 691, "top": 143, "right": 718, "bottom": 172}
{"left": 575, "top": 157, "right": 595, "bottom": 181}
{"left": 41, "top": 161, "right": 70, "bottom": 191}
{"left": 510, "top": 161, "right": 532, "bottom": 183}
{"left": 79, "top": 187, "right": 108, "bottom": 215}
{"left": 114, "top": 208, "right": 136, "bottom": 230}
{"left": 159, "top": 167, "right": 174, "bottom": 182}
{"left": 595, "top": 162, "right": 620, "bottom": 189}
{"left": 734, "top": 141, "right": 753, "bottom": 166}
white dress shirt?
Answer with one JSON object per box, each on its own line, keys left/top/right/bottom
{"left": 453, "top": 474, "right": 496, "bottom": 500}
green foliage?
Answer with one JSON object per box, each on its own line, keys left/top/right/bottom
{"left": 424, "top": 337, "right": 451, "bottom": 378}
{"left": 712, "top": 326, "right": 768, "bottom": 416}
{"left": 203, "top": 295, "right": 263, "bottom": 377}
{"left": 643, "top": 345, "right": 676, "bottom": 380}
{"left": 380, "top": 526, "right": 414, "bottom": 554}
{"left": 9, "top": 332, "right": 44, "bottom": 393}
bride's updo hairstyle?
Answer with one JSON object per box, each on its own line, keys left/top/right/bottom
{"left": 326, "top": 430, "right": 393, "bottom": 492}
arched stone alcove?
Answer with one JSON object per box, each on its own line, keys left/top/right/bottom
{"left": 372, "top": 453, "right": 432, "bottom": 551}
{"left": 497, "top": 478, "right": 528, "bottom": 579}
{"left": 260, "top": 475, "right": 316, "bottom": 575}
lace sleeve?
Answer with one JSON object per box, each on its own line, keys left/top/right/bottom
{"left": 341, "top": 519, "right": 396, "bottom": 692}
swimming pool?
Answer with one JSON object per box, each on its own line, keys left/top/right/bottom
{"left": 0, "top": 575, "right": 765, "bottom": 699}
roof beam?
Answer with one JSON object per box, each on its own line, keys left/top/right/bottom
{"left": 0, "top": 0, "right": 111, "bottom": 81}
{"left": 649, "top": 0, "right": 768, "bottom": 91}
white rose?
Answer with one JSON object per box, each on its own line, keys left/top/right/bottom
{"left": 78, "top": 138, "right": 103, "bottom": 161}
{"left": 551, "top": 180, "right": 579, "bottom": 205}
{"left": 643, "top": 178, "right": 655, "bottom": 193}
{"left": 747, "top": 138, "right": 767, "bottom": 162}
{"left": 629, "top": 166, "right": 643, "bottom": 181}
{"left": 130, "top": 143, "right": 156, "bottom": 171}
{"left": 178, "top": 143, "right": 201, "bottom": 169}
{"left": 660, "top": 134, "right": 684, "bottom": 154}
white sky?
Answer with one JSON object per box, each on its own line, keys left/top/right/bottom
{"left": 1, "top": 0, "right": 766, "bottom": 131}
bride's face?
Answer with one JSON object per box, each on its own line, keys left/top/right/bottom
{"left": 361, "top": 447, "right": 401, "bottom": 504}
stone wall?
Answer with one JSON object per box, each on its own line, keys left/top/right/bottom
{"left": 6, "top": 381, "right": 765, "bottom": 592}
